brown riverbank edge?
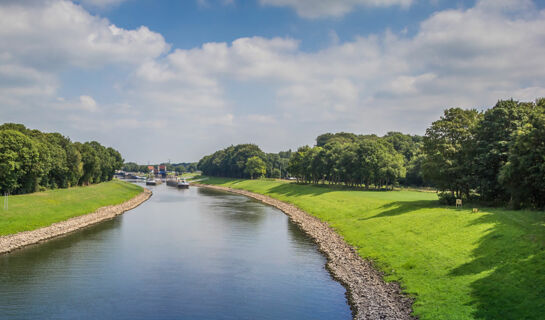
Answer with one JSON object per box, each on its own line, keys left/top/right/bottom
{"left": 193, "top": 183, "right": 415, "bottom": 320}
{"left": 0, "top": 188, "right": 152, "bottom": 255}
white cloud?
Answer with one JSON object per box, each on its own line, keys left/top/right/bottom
{"left": 2, "top": 0, "right": 545, "bottom": 162}
{"left": 51, "top": 95, "right": 99, "bottom": 112}
{"left": 79, "top": 95, "right": 99, "bottom": 112}
{"left": 132, "top": 0, "right": 545, "bottom": 144}
{"left": 259, "top": 0, "right": 413, "bottom": 18}
{"left": 0, "top": 0, "right": 169, "bottom": 121}
{"left": 0, "top": 1, "right": 168, "bottom": 70}
{"left": 77, "top": 0, "right": 129, "bottom": 8}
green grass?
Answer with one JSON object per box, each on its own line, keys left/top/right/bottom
{"left": 202, "top": 177, "right": 545, "bottom": 320}
{"left": 0, "top": 180, "right": 144, "bottom": 236}
{"left": 181, "top": 172, "right": 201, "bottom": 178}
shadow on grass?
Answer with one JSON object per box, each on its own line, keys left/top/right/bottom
{"left": 267, "top": 183, "right": 337, "bottom": 197}
{"left": 266, "top": 182, "right": 408, "bottom": 197}
{"left": 358, "top": 200, "right": 438, "bottom": 221}
{"left": 449, "top": 210, "right": 545, "bottom": 319}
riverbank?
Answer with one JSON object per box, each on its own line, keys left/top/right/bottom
{"left": 193, "top": 182, "right": 414, "bottom": 320}
{"left": 0, "top": 181, "right": 151, "bottom": 254}
{"left": 195, "top": 177, "right": 545, "bottom": 320}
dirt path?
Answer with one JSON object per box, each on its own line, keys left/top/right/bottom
{"left": 0, "top": 188, "right": 152, "bottom": 255}
{"left": 194, "top": 183, "right": 415, "bottom": 320}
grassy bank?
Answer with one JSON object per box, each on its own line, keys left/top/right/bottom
{"left": 0, "top": 180, "right": 143, "bottom": 236}
{"left": 200, "top": 177, "right": 545, "bottom": 320}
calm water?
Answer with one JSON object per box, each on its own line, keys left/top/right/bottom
{"left": 0, "top": 184, "right": 351, "bottom": 319}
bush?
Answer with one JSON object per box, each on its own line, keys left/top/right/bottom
{"left": 438, "top": 192, "right": 457, "bottom": 205}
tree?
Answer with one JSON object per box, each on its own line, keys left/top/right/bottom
{"left": 473, "top": 100, "right": 533, "bottom": 203}
{"left": 0, "top": 130, "right": 41, "bottom": 194}
{"left": 245, "top": 156, "right": 266, "bottom": 179}
{"left": 197, "top": 144, "right": 266, "bottom": 178}
{"left": 422, "top": 108, "right": 481, "bottom": 199}
{"left": 287, "top": 146, "right": 310, "bottom": 182}
{"left": 499, "top": 101, "right": 545, "bottom": 208}
{"left": 316, "top": 132, "right": 358, "bottom": 147}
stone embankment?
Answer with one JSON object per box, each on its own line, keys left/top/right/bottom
{"left": 194, "top": 183, "right": 414, "bottom": 320}
{"left": 0, "top": 188, "right": 152, "bottom": 255}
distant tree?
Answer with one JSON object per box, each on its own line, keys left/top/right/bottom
{"left": 287, "top": 146, "right": 310, "bottom": 182}
{"left": 316, "top": 132, "right": 358, "bottom": 147}
{"left": 123, "top": 162, "right": 140, "bottom": 172}
{"left": 198, "top": 144, "right": 266, "bottom": 178}
{"left": 245, "top": 156, "right": 266, "bottom": 179}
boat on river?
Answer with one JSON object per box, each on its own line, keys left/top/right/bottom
{"left": 177, "top": 178, "right": 189, "bottom": 189}
{"left": 166, "top": 175, "right": 179, "bottom": 187}
{"left": 146, "top": 173, "right": 158, "bottom": 186}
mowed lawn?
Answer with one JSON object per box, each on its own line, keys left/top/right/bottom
{"left": 202, "top": 177, "right": 545, "bottom": 320}
{"left": 0, "top": 180, "right": 143, "bottom": 236}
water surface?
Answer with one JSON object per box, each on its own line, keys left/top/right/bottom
{"left": 0, "top": 184, "right": 351, "bottom": 319}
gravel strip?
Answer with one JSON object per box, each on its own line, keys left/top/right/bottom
{"left": 194, "top": 183, "right": 415, "bottom": 320}
{"left": 0, "top": 188, "right": 152, "bottom": 255}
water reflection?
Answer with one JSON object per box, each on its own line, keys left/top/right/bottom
{"left": 0, "top": 183, "right": 351, "bottom": 320}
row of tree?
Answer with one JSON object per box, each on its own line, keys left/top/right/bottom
{"left": 287, "top": 132, "right": 423, "bottom": 188}
{"left": 0, "top": 123, "right": 123, "bottom": 194}
{"left": 196, "top": 98, "right": 545, "bottom": 208}
{"left": 197, "top": 144, "right": 292, "bottom": 179}
{"left": 122, "top": 162, "right": 198, "bottom": 174}
{"left": 422, "top": 99, "right": 545, "bottom": 208}
{"left": 196, "top": 132, "right": 422, "bottom": 189}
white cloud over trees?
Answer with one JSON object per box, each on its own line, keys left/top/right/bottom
{"left": 1, "top": 0, "right": 545, "bottom": 161}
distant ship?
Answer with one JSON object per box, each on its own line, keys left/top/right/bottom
{"left": 177, "top": 178, "right": 189, "bottom": 189}
{"left": 166, "top": 175, "right": 179, "bottom": 187}
{"left": 146, "top": 173, "right": 158, "bottom": 186}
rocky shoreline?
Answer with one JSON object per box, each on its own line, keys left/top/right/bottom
{"left": 0, "top": 188, "right": 152, "bottom": 255}
{"left": 194, "top": 183, "right": 414, "bottom": 320}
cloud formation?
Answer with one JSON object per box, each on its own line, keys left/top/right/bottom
{"left": 1, "top": 0, "right": 545, "bottom": 162}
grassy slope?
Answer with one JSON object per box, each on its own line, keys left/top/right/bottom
{"left": 201, "top": 177, "right": 545, "bottom": 320}
{"left": 0, "top": 180, "right": 143, "bottom": 236}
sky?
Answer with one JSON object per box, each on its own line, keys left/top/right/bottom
{"left": 1, "top": 0, "right": 545, "bottom": 163}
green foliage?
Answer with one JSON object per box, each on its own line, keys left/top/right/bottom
{"left": 198, "top": 144, "right": 266, "bottom": 178}
{"left": 245, "top": 156, "right": 266, "bottom": 179}
{"left": 473, "top": 100, "right": 534, "bottom": 203}
{"left": 0, "top": 130, "right": 41, "bottom": 193}
{"left": 287, "top": 136, "right": 407, "bottom": 188}
{"left": 202, "top": 178, "right": 545, "bottom": 320}
{"left": 0, "top": 180, "right": 143, "bottom": 236}
{"left": 422, "top": 108, "right": 481, "bottom": 199}
{"left": 422, "top": 98, "right": 545, "bottom": 208}
{"left": 316, "top": 132, "right": 359, "bottom": 146}
{"left": 499, "top": 101, "right": 545, "bottom": 208}
{"left": 0, "top": 123, "right": 124, "bottom": 194}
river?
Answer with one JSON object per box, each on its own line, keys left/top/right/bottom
{"left": 0, "top": 183, "right": 351, "bottom": 319}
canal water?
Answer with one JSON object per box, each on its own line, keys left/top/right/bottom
{"left": 0, "top": 184, "right": 351, "bottom": 319}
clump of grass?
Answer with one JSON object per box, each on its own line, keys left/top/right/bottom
{"left": 0, "top": 180, "right": 143, "bottom": 236}
{"left": 202, "top": 177, "right": 545, "bottom": 320}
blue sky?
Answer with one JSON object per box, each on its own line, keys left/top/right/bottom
{"left": 1, "top": 0, "right": 545, "bottom": 163}
{"left": 97, "top": 0, "right": 476, "bottom": 51}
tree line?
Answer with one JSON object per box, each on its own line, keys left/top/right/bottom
{"left": 122, "top": 162, "right": 198, "bottom": 174}
{"left": 197, "top": 98, "right": 545, "bottom": 209}
{"left": 197, "top": 144, "right": 291, "bottom": 179}
{"left": 287, "top": 132, "right": 422, "bottom": 188}
{"left": 0, "top": 123, "right": 123, "bottom": 194}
